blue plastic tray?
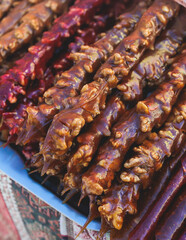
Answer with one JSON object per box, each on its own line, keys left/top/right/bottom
{"left": 0, "top": 143, "right": 100, "bottom": 231}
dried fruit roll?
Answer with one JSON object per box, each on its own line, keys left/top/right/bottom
{"left": 155, "top": 190, "right": 185, "bottom": 240}
{"left": 98, "top": 90, "right": 186, "bottom": 230}
{"left": 0, "top": 0, "right": 70, "bottom": 63}
{"left": 17, "top": 0, "right": 148, "bottom": 144}
{"left": 0, "top": 0, "right": 104, "bottom": 112}
{"left": 94, "top": 0, "right": 179, "bottom": 81}
{"left": 128, "top": 157, "right": 186, "bottom": 240}
{"left": 63, "top": 94, "right": 125, "bottom": 188}
{"left": 81, "top": 48, "right": 186, "bottom": 197}
{"left": 0, "top": 0, "right": 13, "bottom": 19}
{"left": 117, "top": 8, "right": 186, "bottom": 101}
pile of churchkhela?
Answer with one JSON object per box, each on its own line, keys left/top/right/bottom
{"left": 0, "top": 0, "right": 185, "bottom": 239}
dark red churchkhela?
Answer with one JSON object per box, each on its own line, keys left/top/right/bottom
{"left": 53, "top": 11, "right": 112, "bottom": 73}
{"left": 38, "top": 0, "right": 179, "bottom": 170}
{"left": 16, "top": 0, "right": 148, "bottom": 146}
{"left": 0, "top": 0, "right": 105, "bottom": 113}
{"left": 98, "top": 88, "right": 186, "bottom": 230}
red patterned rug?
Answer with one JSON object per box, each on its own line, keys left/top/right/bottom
{"left": 0, "top": 171, "right": 109, "bottom": 240}
{"left": 0, "top": 190, "right": 20, "bottom": 240}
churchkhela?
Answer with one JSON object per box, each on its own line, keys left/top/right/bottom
{"left": 62, "top": 9, "right": 186, "bottom": 192}
{"left": 1, "top": 0, "right": 118, "bottom": 143}
{"left": 38, "top": 0, "right": 179, "bottom": 169}
{"left": 53, "top": 10, "right": 113, "bottom": 73}
{"left": 63, "top": 94, "right": 125, "bottom": 189}
{"left": 53, "top": 0, "right": 127, "bottom": 73}
{"left": 81, "top": 44, "right": 186, "bottom": 198}
{"left": 0, "top": 0, "right": 105, "bottom": 113}
{"left": 0, "top": 0, "right": 70, "bottom": 63}
{"left": 0, "top": 0, "right": 13, "bottom": 19}
{"left": 0, "top": 0, "right": 35, "bottom": 37}
{"left": 40, "top": 93, "right": 125, "bottom": 177}
{"left": 98, "top": 88, "right": 186, "bottom": 230}
{"left": 0, "top": 0, "right": 185, "bottom": 238}
{"left": 17, "top": 0, "right": 148, "bottom": 145}
{"left": 110, "top": 149, "right": 185, "bottom": 240}
{"left": 117, "top": 8, "right": 186, "bottom": 101}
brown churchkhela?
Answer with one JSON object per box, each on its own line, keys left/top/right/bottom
{"left": 81, "top": 48, "right": 186, "bottom": 197}
{"left": 17, "top": 0, "right": 149, "bottom": 145}
{"left": 117, "top": 8, "right": 186, "bottom": 102}
{"left": 98, "top": 88, "right": 186, "bottom": 230}
{"left": 0, "top": 0, "right": 13, "bottom": 19}
{"left": 94, "top": 0, "right": 179, "bottom": 80}
{"left": 0, "top": 0, "right": 105, "bottom": 113}
{"left": 0, "top": 1, "right": 32, "bottom": 37}
{"left": 41, "top": 92, "right": 125, "bottom": 176}
{"left": 62, "top": 94, "right": 125, "bottom": 188}
{"left": 0, "top": 1, "right": 45, "bottom": 37}
{"left": 37, "top": 0, "right": 179, "bottom": 169}
{"left": 0, "top": 0, "right": 69, "bottom": 63}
